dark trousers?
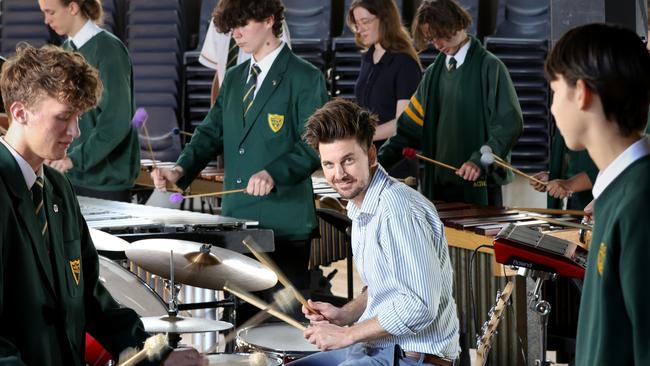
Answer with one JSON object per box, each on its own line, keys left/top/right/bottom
{"left": 73, "top": 185, "right": 131, "bottom": 203}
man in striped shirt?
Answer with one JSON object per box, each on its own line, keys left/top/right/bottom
{"left": 296, "top": 99, "right": 460, "bottom": 366}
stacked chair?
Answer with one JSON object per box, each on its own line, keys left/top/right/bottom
{"left": 1, "top": 0, "right": 50, "bottom": 56}
{"left": 127, "top": 0, "right": 184, "bottom": 162}
{"left": 182, "top": 0, "right": 217, "bottom": 136}
{"left": 283, "top": 0, "right": 332, "bottom": 72}
{"left": 485, "top": 0, "right": 551, "bottom": 172}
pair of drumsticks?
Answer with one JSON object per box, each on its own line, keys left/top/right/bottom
{"left": 402, "top": 146, "right": 547, "bottom": 186}
{"left": 222, "top": 237, "right": 319, "bottom": 332}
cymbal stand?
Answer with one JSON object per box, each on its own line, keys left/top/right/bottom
{"left": 164, "top": 249, "right": 183, "bottom": 348}
{"left": 523, "top": 268, "right": 556, "bottom": 366}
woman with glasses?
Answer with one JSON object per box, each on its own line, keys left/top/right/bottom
{"left": 348, "top": 0, "right": 422, "bottom": 179}
{"left": 378, "top": 0, "right": 523, "bottom": 206}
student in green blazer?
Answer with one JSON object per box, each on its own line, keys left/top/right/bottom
{"left": 39, "top": 0, "right": 140, "bottom": 202}
{"left": 0, "top": 44, "right": 202, "bottom": 366}
{"left": 378, "top": 0, "right": 522, "bottom": 206}
{"left": 545, "top": 23, "right": 650, "bottom": 366}
{"left": 152, "top": 0, "right": 328, "bottom": 318}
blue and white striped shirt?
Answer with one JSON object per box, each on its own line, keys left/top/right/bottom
{"left": 347, "top": 165, "right": 460, "bottom": 358}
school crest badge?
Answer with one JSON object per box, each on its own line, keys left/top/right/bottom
{"left": 69, "top": 259, "right": 81, "bottom": 285}
{"left": 268, "top": 114, "right": 284, "bottom": 133}
{"left": 597, "top": 242, "right": 606, "bottom": 276}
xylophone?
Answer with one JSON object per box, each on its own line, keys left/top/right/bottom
{"left": 79, "top": 196, "right": 274, "bottom": 254}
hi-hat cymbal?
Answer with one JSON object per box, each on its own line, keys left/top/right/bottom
{"left": 125, "top": 238, "right": 278, "bottom": 291}
{"left": 141, "top": 315, "right": 232, "bottom": 333}
{"left": 90, "top": 228, "right": 129, "bottom": 252}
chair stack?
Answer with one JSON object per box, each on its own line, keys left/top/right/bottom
{"left": 127, "top": 0, "right": 184, "bottom": 162}
{"left": 486, "top": 0, "right": 551, "bottom": 172}
{"left": 283, "top": 0, "right": 332, "bottom": 72}
{"left": 1, "top": 0, "right": 50, "bottom": 56}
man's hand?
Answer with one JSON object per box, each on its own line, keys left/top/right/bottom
{"left": 47, "top": 157, "right": 73, "bottom": 173}
{"left": 151, "top": 166, "right": 183, "bottom": 191}
{"left": 456, "top": 161, "right": 481, "bottom": 181}
{"left": 530, "top": 171, "right": 549, "bottom": 192}
{"left": 161, "top": 348, "right": 207, "bottom": 366}
{"left": 303, "top": 300, "right": 348, "bottom": 326}
{"left": 246, "top": 170, "right": 275, "bottom": 196}
{"left": 304, "top": 323, "right": 355, "bottom": 351}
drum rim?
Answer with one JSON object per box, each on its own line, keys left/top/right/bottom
{"left": 236, "top": 323, "right": 317, "bottom": 355}
{"left": 205, "top": 352, "right": 282, "bottom": 365}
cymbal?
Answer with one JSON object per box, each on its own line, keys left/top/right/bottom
{"left": 125, "top": 238, "right": 278, "bottom": 291}
{"left": 141, "top": 315, "right": 232, "bottom": 333}
{"left": 90, "top": 228, "right": 129, "bottom": 252}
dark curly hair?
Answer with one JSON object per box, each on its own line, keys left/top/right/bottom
{"left": 411, "top": 0, "right": 471, "bottom": 51}
{"left": 1, "top": 43, "right": 102, "bottom": 115}
{"left": 303, "top": 99, "right": 378, "bottom": 152}
{"left": 213, "top": 0, "right": 285, "bottom": 38}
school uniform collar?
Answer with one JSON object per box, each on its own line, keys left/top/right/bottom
{"left": 69, "top": 20, "right": 102, "bottom": 49}
{"left": 445, "top": 37, "right": 471, "bottom": 69}
{"left": 248, "top": 41, "right": 285, "bottom": 91}
{"left": 592, "top": 135, "right": 650, "bottom": 199}
{"left": 0, "top": 136, "right": 41, "bottom": 189}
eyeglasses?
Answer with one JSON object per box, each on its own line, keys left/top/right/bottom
{"left": 352, "top": 16, "right": 377, "bottom": 32}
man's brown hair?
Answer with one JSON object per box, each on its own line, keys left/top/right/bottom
{"left": 412, "top": 0, "right": 471, "bottom": 51}
{"left": 303, "top": 98, "right": 377, "bottom": 151}
{"left": 213, "top": 0, "right": 285, "bottom": 38}
{"left": 1, "top": 43, "right": 102, "bottom": 115}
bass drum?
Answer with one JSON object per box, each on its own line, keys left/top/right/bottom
{"left": 98, "top": 255, "right": 167, "bottom": 317}
{"left": 86, "top": 257, "right": 167, "bottom": 366}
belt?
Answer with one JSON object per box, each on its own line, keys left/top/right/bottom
{"left": 403, "top": 351, "right": 455, "bottom": 366}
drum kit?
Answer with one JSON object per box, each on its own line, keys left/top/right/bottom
{"left": 89, "top": 231, "right": 319, "bottom": 365}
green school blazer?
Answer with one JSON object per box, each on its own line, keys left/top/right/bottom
{"left": 0, "top": 145, "right": 151, "bottom": 366}
{"left": 176, "top": 44, "right": 328, "bottom": 241}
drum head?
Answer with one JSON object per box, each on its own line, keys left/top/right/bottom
{"left": 206, "top": 353, "right": 281, "bottom": 365}
{"left": 237, "top": 323, "right": 319, "bottom": 355}
{"left": 98, "top": 256, "right": 167, "bottom": 317}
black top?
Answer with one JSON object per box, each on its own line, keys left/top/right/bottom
{"left": 354, "top": 46, "right": 421, "bottom": 125}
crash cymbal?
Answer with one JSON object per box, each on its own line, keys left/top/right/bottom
{"left": 125, "top": 238, "right": 278, "bottom": 292}
{"left": 141, "top": 315, "right": 232, "bottom": 333}
{"left": 90, "top": 228, "right": 129, "bottom": 252}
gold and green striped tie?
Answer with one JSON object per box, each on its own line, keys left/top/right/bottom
{"left": 226, "top": 36, "right": 239, "bottom": 69}
{"left": 32, "top": 177, "right": 48, "bottom": 237}
{"left": 243, "top": 64, "right": 261, "bottom": 117}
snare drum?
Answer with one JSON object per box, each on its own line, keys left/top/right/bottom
{"left": 206, "top": 353, "right": 282, "bottom": 365}
{"left": 236, "top": 323, "right": 318, "bottom": 363}
{"left": 98, "top": 256, "right": 167, "bottom": 317}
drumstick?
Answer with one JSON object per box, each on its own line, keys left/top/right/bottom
{"left": 219, "top": 287, "right": 294, "bottom": 347}
{"left": 507, "top": 207, "right": 586, "bottom": 217}
{"left": 527, "top": 215, "right": 593, "bottom": 230}
{"left": 171, "top": 127, "right": 193, "bottom": 137}
{"left": 119, "top": 334, "right": 168, "bottom": 366}
{"left": 480, "top": 152, "right": 547, "bottom": 186}
{"left": 169, "top": 189, "right": 246, "bottom": 203}
{"left": 402, "top": 147, "right": 459, "bottom": 171}
{"left": 132, "top": 107, "right": 157, "bottom": 170}
{"left": 223, "top": 284, "right": 306, "bottom": 331}
{"left": 242, "top": 237, "right": 318, "bottom": 314}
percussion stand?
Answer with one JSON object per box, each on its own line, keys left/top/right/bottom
{"left": 521, "top": 268, "right": 556, "bottom": 366}
{"left": 164, "top": 249, "right": 183, "bottom": 348}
